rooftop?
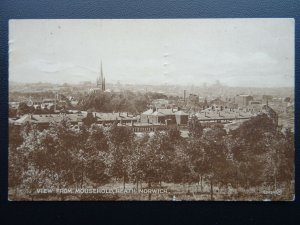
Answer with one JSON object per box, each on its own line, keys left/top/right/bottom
{"left": 193, "top": 109, "right": 256, "bottom": 121}
{"left": 14, "top": 111, "right": 139, "bottom": 125}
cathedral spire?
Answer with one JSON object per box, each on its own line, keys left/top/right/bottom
{"left": 96, "top": 60, "right": 106, "bottom": 91}
{"left": 100, "top": 60, "right": 103, "bottom": 82}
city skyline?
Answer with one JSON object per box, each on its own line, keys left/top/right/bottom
{"left": 9, "top": 19, "right": 294, "bottom": 87}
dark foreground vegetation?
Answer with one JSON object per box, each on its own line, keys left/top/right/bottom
{"left": 9, "top": 114, "right": 294, "bottom": 200}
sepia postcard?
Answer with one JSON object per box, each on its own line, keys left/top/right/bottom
{"left": 8, "top": 19, "right": 295, "bottom": 201}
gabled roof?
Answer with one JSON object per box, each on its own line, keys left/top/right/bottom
{"left": 13, "top": 111, "right": 139, "bottom": 125}
{"left": 94, "top": 112, "right": 138, "bottom": 121}
{"left": 152, "top": 111, "right": 165, "bottom": 116}
{"left": 157, "top": 108, "right": 174, "bottom": 115}
{"left": 14, "top": 115, "right": 31, "bottom": 124}
{"left": 142, "top": 109, "right": 153, "bottom": 115}
{"left": 175, "top": 110, "right": 189, "bottom": 116}
{"left": 194, "top": 109, "right": 255, "bottom": 121}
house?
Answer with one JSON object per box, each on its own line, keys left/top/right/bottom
{"left": 13, "top": 111, "right": 139, "bottom": 129}
{"left": 192, "top": 107, "right": 256, "bottom": 127}
{"left": 235, "top": 95, "right": 254, "bottom": 107}
{"left": 140, "top": 108, "right": 188, "bottom": 125}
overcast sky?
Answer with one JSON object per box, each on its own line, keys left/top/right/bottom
{"left": 9, "top": 19, "right": 294, "bottom": 87}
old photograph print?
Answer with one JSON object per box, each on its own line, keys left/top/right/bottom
{"left": 8, "top": 19, "right": 294, "bottom": 201}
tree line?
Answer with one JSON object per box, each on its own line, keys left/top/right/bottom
{"left": 78, "top": 91, "right": 168, "bottom": 114}
{"left": 9, "top": 114, "right": 294, "bottom": 200}
{"left": 10, "top": 91, "right": 170, "bottom": 117}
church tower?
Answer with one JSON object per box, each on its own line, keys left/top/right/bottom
{"left": 96, "top": 61, "right": 106, "bottom": 91}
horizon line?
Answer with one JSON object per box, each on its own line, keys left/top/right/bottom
{"left": 9, "top": 80, "right": 294, "bottom": 89}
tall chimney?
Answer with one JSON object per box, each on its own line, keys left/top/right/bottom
{"left": 184, "top": 90, "right": 186, "bottom": 103}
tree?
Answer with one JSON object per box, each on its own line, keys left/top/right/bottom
{"left": 128, "top": 133, "right": 150, "bottom": 191}
{"left": 204, "top": 140, "right": 230, "bottom": 200}
{"left": 227, "top": 113, "right": 294, "bottom": 200}
{"left": 188, "top": 115, "right": 203, "bottom": 138}
{"left": 187, "top": 138, "right": 207, "bottom": 192}
{"left": 17, "top": 102, "right": 33, "bottom": 115}
{"left": 9, "top": 107, "right": 17, "bottom": 117}
{"left": 11, "top": 123, "right": 53, "bottom": 200}
{"left": 9, "top": 124, "right": 24, "bottom": 198}
{"left": 141, "top": 129, "right": 179, "bottom": 189}
{"left": 108, "top": 123, "right": 134, "bottom": 189}
{"left": 201, "top": 124, "right": 230, "bottom": 200}
{"left": 34, "top": 106, "right": 42, "bottom": 114}
{"left": 13, "top": 117, "right": 116, "bottom": 200}
{"left": 83, "top": 124, "right": 111, "bottom": 185}
{"left": 78, "top": 91, "right": 152, "bottom": 113}
{"left": 14, "top": 117, "right": 83, "bottom": 199}
{"left": 133, "top": 96, "right": 148, "bottom": 113}
{"left": 82, "top": 111, "right": 97, "bottom": 126}
{"left": 171, "top": 142, "right": 195, "bottom": 191}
